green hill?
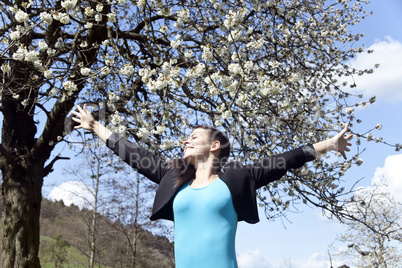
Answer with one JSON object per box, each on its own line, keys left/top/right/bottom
{"left": 1, "top": 198, "right": 175, "bottom": 268}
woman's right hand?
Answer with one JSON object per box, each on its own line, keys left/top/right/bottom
{"left": 71, "top": 104, "right": 96, "bottom": 132}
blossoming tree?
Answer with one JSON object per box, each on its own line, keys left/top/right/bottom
{"left": 0, "top": 0, "right": 395, "bottom": 266}
{"left": 331, "top": 182, "right": 402, "bottom": 267}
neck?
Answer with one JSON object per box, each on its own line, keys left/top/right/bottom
{"left": 193, "top": 158, "right": 219, "bottom": 183}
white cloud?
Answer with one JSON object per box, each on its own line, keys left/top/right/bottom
{"left": 291, "top": 252, "right": 340, "bottom": 268}
{"left": 236, "top": 250, "right": 342, "bottom": 268}
{"left": 371, "top": 154, "right": 402, "bottom": 201}
{"left": 237, "top": 249, "right": 271, "bottom": 268}
{"left": 49, "top": 181, "right": 94, "bottom": 209}
{"left": 347, "top": 36, "right": 402, "bottom": 102}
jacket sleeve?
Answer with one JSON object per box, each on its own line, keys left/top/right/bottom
{"left": 106, "top": 132, "right": 167, "bottom": 184}
{"left": 246, "top": 144, "right": 316, "bottom": 189}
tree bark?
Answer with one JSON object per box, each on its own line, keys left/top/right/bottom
{"left": 1, "top": 163, "right": 43, "bottom": 268}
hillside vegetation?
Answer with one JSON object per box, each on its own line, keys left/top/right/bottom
{"left": 1, "top": 198, "right": 174, "bottom": 268}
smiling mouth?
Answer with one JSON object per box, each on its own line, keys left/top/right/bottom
{"left": 184, "top": 146, "right": 194, "bottom": 152}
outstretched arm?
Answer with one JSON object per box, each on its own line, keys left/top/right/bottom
{"left": 313, "top": 125, "right": 353, "bottom": 159}
{"left": 71, "top": 104, "right": 112, "bottom": 143}
{"left": 71, "top": 104, "right": 167, "bottom": 184}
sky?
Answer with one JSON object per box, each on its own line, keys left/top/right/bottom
{"left": 233, "top": 1, "right": 402, "bottom": 267}
{"left": 45, "top": 1, "right": 402, "bottom": 267}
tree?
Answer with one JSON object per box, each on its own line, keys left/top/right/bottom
{"left": 0, "top": 0, "right": 396, "bottom": 266}
{"left": 60, "top": 143, "right": 112, "bottom": 268}
{"left": 105, "top": 164, "right": 174, "bottom": 267}
{"left": 330, "top": 180, "right": 402, "bottom": 267}
{"left": 60, "top": 140, "right": 173, "bottom": 267}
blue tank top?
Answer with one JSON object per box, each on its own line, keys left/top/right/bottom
{"left": 173, "top": 178, "right": 238, "bottom": 268}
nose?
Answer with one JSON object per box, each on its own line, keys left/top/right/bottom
{"left": 183, "top": 140, "right": 190, "bottom": 146}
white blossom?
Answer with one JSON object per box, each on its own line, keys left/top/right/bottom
{"left": 223, "top": 8, "right": 247, "bottom": 29}
{"left": 107, "top": 12, "right": 116, "bottom": 23}
{"left": 228, "top": 63, "right": 243, "bottom": 75}
{"left": 96, "top": 3, "right": 104, "bottom": 12}
{"left": 10, "top": 31, "right": 20, "bottom": 41}
{"left": 158, "top": 7, "right": 172, "bottom": 16}
{"left": 228, "top": 29, "right": 242, "bottom": 42}
{"left": 63, "top": 81, "right": 78, "bottom": 92}
{"left": 119, "top": 64, "right": 135, "bottom": 76}
{"left": 56, "top": 13, "right": 70, "bottom": 24}
{"left": 102, "top": 40, "right": 109, "bottom": 47}
{"left": 108, "top": 92, "right": 118, "bottom": 101}
{"left": 366, "top": 133, "right": 374, "bottom": 141}
{"left": 101, "top": 67, "right": 111, "bottom": 76}
{"left": 345, "top": 107, "right": 355, "bottom": 114}
{"left": 137, "top": 127, "right": 149, "bottom": 138}
{"left": 1, "top": 63, "right": 11, "bottom": 73}
{"left": 47, "top": 48, "right": 57, "bottom": 57}
{"left": 184, "top": 50, "right": 193, "bottom": 58}
{"left": 170, "top": 39, "right": 182, "bottom": 49}
{"left": 44, "top": 69, "right": 52, "bottom": 79}
{"left": 115, "top": 125, "right": 127, "bottom": 134}
{"left": 40, "top": 12, "right": 53, "bottom": 25}
{"left": 176, "top": 8, "right": 190, "bottom": 23}
{"left": 246, "top": 38, "right": 265, "bottom": 50}
{"left": 85, "top": 7, "right": 95, "bottom": 17}
{"left": 222, "top": 110, "right": 232, "bottom": 119}
{"left": 160, "top": 139, "right": 175, "bottom": 149}
{"left": 111, "top": 112, "right": 123, "bottom": 125}
{"left": 24, "top": 50, "right": 39, "bottom": 62}
{"left": 80, "top": 41, "right": 88, "bottom": 48}
{"left": 48, "top": 88, "right": 58, "bottom": 97}
{"left": 80, "top": 67, "right": 91, "bottom": 76}
{"left": 202, "top": 46, "right": 213, "bottom": 62}
{"left": 15, "top": 10, "right": 29, "bottom": 23}
{"left": 95, "top": 14, "right": 102, "bottom": 22}
{"left": 21, "top": 99, "right": 29, "bottom": 107}
{"left": 160, "top": 25, "right": 168, "bottom": 34}
{"left": 152, "top": 125, "right": 166, "bottom": 135}
{"left": 61, "top": 0, "right": 77, "bottom": 10}
{"left": 137, "top": 0, "right": 146, "bottom": 8}
{"left": 38, "top": 40, "right": 48, "bottom": 51}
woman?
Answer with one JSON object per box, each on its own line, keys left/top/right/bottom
{"left": 71, "top": 104, "right": 352, "bottom": 268}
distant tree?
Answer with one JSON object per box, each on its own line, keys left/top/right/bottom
{"left": 2, "top": 0, "right": 400, "bottom": 266}
{"left": 60, "top": 143, "right": 115, "bottom": 267}
{"left": 61, "top": 140, "right": 173, "bottom": 267}
{"left": 104, "top": 160, "right": 173, "bottom": 267}
{"left": 52, "top": 234, "right": 70, "bottom": 268}
{"left": 331, "top": 180, "right": 402, "bottom": 267}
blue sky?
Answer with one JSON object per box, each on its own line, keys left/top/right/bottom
{"left": 235, "top": 1, "right": 402, "bottom": 267}
{"left": 44, "top": 1, "right": 402, "bottom": 267}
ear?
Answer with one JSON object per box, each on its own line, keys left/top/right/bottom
{"left": 210, "top": 140, "right": 221, "bottom": 153}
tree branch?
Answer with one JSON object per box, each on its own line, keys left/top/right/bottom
{"left": 43, "top": 155, "right": 70, "bottom": 177}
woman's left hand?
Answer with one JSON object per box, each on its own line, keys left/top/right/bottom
{"left": 331, "top": 125, "right": 353, "bottom": 159}
{"left": 313, "top": 125, "right": 353, "bottom": 159}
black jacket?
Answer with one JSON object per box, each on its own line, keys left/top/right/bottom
{"left": 106, "top": 133, "right": 316, "bottom": 224}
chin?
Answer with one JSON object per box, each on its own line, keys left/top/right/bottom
{"left": 183, "top": 154, "right": 195, "bottom": 165}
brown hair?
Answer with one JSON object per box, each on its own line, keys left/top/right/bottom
{"left": 169, "top": 125, "right": 231, "bottom": 188}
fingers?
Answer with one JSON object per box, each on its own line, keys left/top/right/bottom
{"left": 339, "top": 124, "right": 348, "bottom": 135}
{"left": 76, "top": 104, "right": 84, "bottom": 113}
{"left": 341, "top": 152, "right": 347, "bottom": 160}
{"left": 72, "top": 116, "right": 82, "bottom": 129}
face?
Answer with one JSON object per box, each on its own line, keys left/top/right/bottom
{"left": 183, "top": 128, "right": 217, "bottom": 164}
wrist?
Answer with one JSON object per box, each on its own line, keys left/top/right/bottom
{"left": 91, "top": 120, "right": 100, "bottom": 133}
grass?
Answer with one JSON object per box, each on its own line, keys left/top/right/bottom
{"left": 39, "top": 236, "right": 109, "bottom": 268}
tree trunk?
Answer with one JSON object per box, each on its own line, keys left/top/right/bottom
{"left": 1, "top": 161, "right": 43, "bottom": 268}
{"left": 0, "top": 93, "right": 43, "bottom": 267}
